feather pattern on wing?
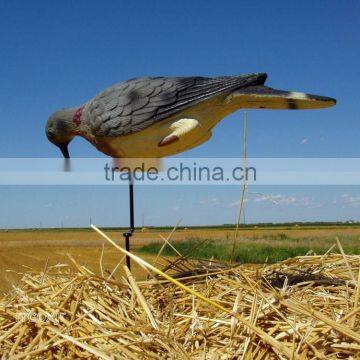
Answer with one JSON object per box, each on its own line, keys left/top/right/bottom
{"left": 86, "top": 74, "right": 267, "bottom": 136}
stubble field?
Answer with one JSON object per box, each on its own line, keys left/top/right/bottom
{"left": 1, "top": 225, "right": 359, "bottom": 295}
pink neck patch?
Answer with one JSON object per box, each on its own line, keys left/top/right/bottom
{"left": 73, "top": 106, "right": 84, "bottom": 125}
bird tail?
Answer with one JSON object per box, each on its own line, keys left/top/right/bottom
{"left": 228, "top": 85, "right": 336, "bottom": 110}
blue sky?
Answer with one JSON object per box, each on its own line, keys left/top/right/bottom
{"left": 0, "top": 1, "right": 359, "bottom": 228}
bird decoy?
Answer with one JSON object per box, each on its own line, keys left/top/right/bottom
{"left": 45, "top": 73, "right": 336, "bottom": 269}
{"left": 45, "top": 73, "right": 335, "bottom": 160}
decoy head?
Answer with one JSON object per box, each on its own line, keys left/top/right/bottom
{"left": 46, "top": 109, "right": 76, "bottom": 159}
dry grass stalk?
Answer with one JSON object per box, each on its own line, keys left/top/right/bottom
{"left": 155, "top": 218, "right": 182, "bottom": 264}
{"left": 123, "top": 265, "right": 158, "bottom": 330}
{"left": 231, "top": 110, "right": 248, "bottom": 262}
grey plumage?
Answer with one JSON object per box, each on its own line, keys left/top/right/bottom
{"left": 46, "top": 72, "right": 336, "bottom": 159}
{"left": 87, "top": 73, "right": 267, "bottom": 137}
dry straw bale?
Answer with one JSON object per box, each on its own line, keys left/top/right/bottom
{"left": 0, "top": 236, "right": 359, "bottom": 359}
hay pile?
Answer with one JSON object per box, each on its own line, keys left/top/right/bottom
{"left": 0, "top": 239, "right": 359, "bottom": 359}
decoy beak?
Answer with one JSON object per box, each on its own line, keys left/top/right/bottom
{"left": 59, "top": 143, "right": 70, "bottom": 159}
{"left": 58, "top": 143, "right": 71, "bottom": 172}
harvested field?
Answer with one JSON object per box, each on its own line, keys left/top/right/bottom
{"left": 0, "top": 227, "right": 359, "bottom": 359}
{"left": 1, "top": 226, "right": 360, "bottom": 294}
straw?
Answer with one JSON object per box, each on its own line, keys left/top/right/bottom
{"left": 90, "top": 224, "right": 297, "bottom": 358}
{"left": 0, "top": 226, "right": 358, "bottom": 359}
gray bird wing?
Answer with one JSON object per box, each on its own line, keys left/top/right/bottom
{"left": 87, "top": 74, "right": 267, "bottom": 136}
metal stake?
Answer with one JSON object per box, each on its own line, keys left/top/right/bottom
{"left": 123, "top": 174, "right": 134, "bottom": 270}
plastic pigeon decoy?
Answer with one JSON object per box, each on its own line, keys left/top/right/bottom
{"left": 46, "top": 73, "right": 336, "bottom": 159}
